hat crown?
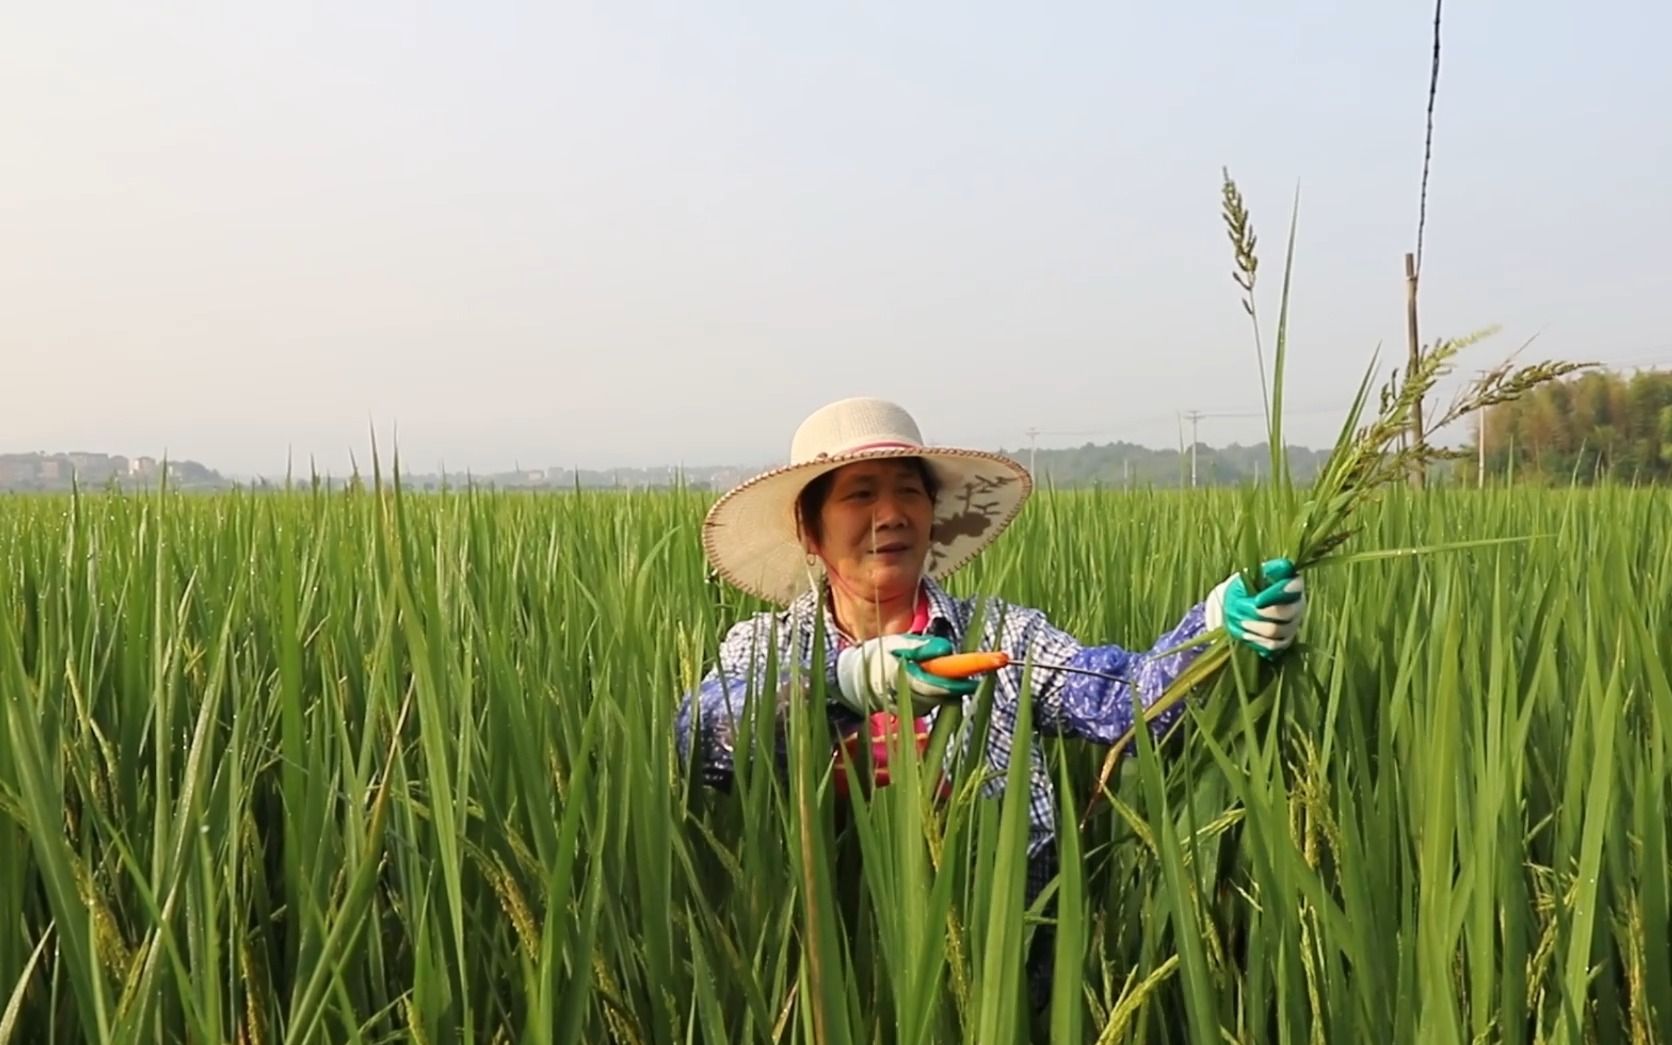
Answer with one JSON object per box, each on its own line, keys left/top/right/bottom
{"left": 790, "top": 397, "right": 924, "bottom": 465}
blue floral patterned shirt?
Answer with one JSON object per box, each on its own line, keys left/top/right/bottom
{"left": 674, "top": 576, "right": 1212, "bottom": 866}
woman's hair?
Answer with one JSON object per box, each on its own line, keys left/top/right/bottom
{"left": 796, "top": 457, "right": 940, "bottom": 548}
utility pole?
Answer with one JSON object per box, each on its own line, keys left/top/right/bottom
{"left": 1025, "top": 426, "right": 1109, "bottom": 483}
{"left": 1182, "top": 410, "right": 1205, "bottom": 488}
{"left": 1405, "top": 252, "right": 1425, "bottom": 489}
{"left": 1478, "top": 409, "right": 1486, "bottom": 489}
{"left": 1176, "top": 414, "right": 1186, "bottom": 487}
{"left": 1474, "top": 367, "right": 1493, "bottom": 489}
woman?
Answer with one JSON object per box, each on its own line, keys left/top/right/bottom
{"left": 674, "top": 396, "right": 1304, "bottom": 995}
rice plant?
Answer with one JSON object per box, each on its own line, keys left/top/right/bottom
{"left": 0, "top": 474, "right": 1667, "bottom": 1042}
{"left": 0, "top": 175, "right": 1655, "bottom": 1045}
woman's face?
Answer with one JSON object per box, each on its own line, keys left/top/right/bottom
{"left": 808, "top": 460, "right": 935, "bottom": 602}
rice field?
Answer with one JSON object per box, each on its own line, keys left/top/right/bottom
{"left": 1, "top": 480, "right": 1669, "bottom": 1043}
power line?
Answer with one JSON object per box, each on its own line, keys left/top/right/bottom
{"left": 1179, "top": 409, "right": 1266, "bottom": 487}
{"left": 1019, "top": 406, "right": 1331, "bottom": 444}
{"left": 1415, "top": 0, "right": 1444, "bottom": 275}
{"left": 1605, "top": 350, "right": 1672, "bottom": 370}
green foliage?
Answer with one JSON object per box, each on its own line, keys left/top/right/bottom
{"left": 0, "top": 168, "right": 1646, "bottom": 1045}
{"left": 0, "top": 483, "right": 1669, "bottom": 1042}
{"left": 1475, "top": 369, "right": 1672, "bottom": 484}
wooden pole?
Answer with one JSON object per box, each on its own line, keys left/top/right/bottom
{"left": 1405, "top": 252, "right": 1425, "bottom": 488}
{"left": 1478, "top": 410, "right": 1486, "bottom": 489}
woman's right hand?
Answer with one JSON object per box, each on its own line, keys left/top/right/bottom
{"left": 835, "top": 634, "right": 978, "bottom": 715}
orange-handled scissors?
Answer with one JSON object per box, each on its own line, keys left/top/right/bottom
{"left": 918, "top": 650, "right": 1133, "bottom": 684}
{"left": 917, "top": 651, "right": 1011, "bottom": 678}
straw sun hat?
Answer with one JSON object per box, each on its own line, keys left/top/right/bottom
{"left": 702, "top": 397, "right": 1034, "bottom": 606}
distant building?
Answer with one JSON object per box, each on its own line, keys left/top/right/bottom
{"left": 0, "top": 456, "right": 35, "bottom": 484}
{"left": 64, "top": 453, "right": 122, "bottom": 482}
{"left": 0, "top": 451, "right": 222, "bottom": 491}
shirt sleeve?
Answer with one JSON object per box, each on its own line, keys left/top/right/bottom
{"left": 673, "top": 612, "right": 815, "bottom": 788}
{"left": 996, "top": 599, "right": 1213, "bottom": 746}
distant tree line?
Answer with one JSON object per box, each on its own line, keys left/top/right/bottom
{"left": 1012, "top": 440, "right": 1331, "bottom": 489}
{"left": 1016, "top": 368, "right": 1672, "bottom": 489}
{"left": 1469, "top": 369, "right": 1672, "bottom": 484}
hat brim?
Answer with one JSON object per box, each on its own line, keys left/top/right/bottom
{"left": 702, "top": 446, "right": 1032, "bottom": 606}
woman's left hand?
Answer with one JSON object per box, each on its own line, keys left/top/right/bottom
{"left": 1204, "top": 558, "right": 1306, "bottom": 659}
{"left": 835, "top": 634, "right": 979, "bottom": 715}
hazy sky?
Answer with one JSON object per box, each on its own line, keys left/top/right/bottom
{"left": 5, "top": 3, "right": 1669, "bottom": 478}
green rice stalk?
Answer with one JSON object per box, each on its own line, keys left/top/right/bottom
{"left": 1086, "top": 172, "right": 1592, "bottom": 813}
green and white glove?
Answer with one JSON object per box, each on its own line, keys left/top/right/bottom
{"left": 1204, "top": 558, "right": 1306, "bottom": 660}
{"left": 834, "top": 634, "right": 978, "bottom": 715}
